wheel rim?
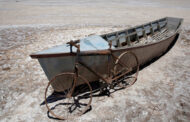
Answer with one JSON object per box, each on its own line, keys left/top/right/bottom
{"left": 113, "top": 51, "right": 139, "bottom": 88}
{"left": 45, "top": 72, "right": 92, "bottom": 120}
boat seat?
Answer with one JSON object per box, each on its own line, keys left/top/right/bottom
{"left": 80, "top": 35, "right": 114, "bottom": 50}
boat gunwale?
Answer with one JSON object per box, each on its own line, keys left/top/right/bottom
{"left": 30, "top": 32, "right": 178, "bottom": 58}
{"left": 30, "top": 17, "right": 183, "bottom": 59}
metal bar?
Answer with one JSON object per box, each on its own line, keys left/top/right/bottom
{"left": 157, "top": 22, "right": 161, "bottom": 31}
{"left": 111, "top": 53, "right": 129, "bottom": 69}
{"left": 142, "top": 25, "right": 147, "bottom": 38}
{"left": 135, "top": 29, "right": 139, "bottom": 42}
{"left": 150, "top": 22, "right": 154, "bottom": 35}
{"left": 126, "top": 31, "right": 131, "bottom": 46}
{"left": 112, "top": 68, "right": 132, "bottom": 81}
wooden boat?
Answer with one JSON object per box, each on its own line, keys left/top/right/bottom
{"left": 30, "top": 17, "right": 183, "bottom": 120}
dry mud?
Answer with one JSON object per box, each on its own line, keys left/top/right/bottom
{"left": 0, "top": 25, "right": 189, "bottom": 122}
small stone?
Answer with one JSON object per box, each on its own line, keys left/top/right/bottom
{"left": 2, "top": 64, "right": 11, "bottom": 70}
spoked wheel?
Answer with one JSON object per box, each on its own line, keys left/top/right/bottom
{"left": 113, "top": 51, "right": 139, "bottom": 88}
{"left": 45, "top": 72, "right": 92, "bottom": 120}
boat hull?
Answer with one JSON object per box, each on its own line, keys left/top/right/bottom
{"left": 38, "top": 33, "right": 179, "bottom": 92}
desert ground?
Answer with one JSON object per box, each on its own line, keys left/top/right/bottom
{"left": 0, "top": 0, "right": 190, "bottom": 122}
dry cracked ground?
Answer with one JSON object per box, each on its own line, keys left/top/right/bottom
{"left": 0, "top": 24, "right": 190, "bottom": 122}
{"left": 0, "top": 1, "right": 190, "bottom": 121}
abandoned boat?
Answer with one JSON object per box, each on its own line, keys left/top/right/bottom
{"left": 30, "top": 17, "right": 183, "bottom": 120}
{"left": 30, "top": 17, "right": 183, "bottom": 92}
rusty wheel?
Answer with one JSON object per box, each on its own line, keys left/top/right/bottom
{"left": 45, "top": 72, "right": 92, "bottom": 120}
{"left": 113, "top": 51, "right": 139, "bottom": 88}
